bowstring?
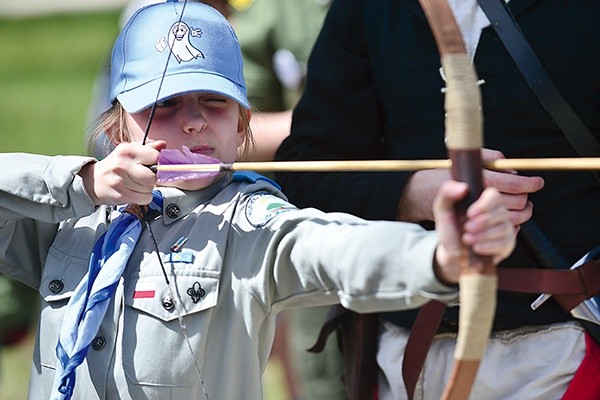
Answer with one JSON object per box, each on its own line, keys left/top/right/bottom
{"left": 139, "top": 0, "right": 209, "bottom": 397}
{"left": 141, "top": 0, "right": 188, "bottom": 144}
{"left": 144, "top": 214, "right": 209, "bottom": 399}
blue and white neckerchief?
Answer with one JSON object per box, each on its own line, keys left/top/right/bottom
{"left": 51, "top": 191, "right": 163, "bottom": 400}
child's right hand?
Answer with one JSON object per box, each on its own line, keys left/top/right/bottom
{"left": 432, "top": 181, "right": 516, "bottom": 285}
{"left": 79, "top": 141, "right": 166, "bottom": 206}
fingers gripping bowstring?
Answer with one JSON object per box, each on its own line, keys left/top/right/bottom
{"left": 140, "top": 1, "right": 209, "bottom": 397}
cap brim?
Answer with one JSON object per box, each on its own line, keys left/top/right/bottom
{"left": 117, "top": 71, "right": 250, "bottom": 113}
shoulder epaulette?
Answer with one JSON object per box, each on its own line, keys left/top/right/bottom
{"left": 232, "top": 171, "right": 281, "bottom": 190}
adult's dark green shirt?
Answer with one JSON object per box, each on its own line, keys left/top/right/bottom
{"left": 276, "top": 0, "right": 600, "bottom": 330}
{"left": 232, "top": 0, "right": 330, "bottom": 111}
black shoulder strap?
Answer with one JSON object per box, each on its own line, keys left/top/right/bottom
{"left": 476, "top": 0, "right": 600, "bottom": 158}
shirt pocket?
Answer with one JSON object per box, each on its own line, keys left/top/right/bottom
{"left": 38, "top": 247, "right": 89, "bottom": 369}
{"left": 40, "top": 247, "right": 89, "bottom": 301}
{"left": 121, "top": 272, "right": 219, "bottom": 388}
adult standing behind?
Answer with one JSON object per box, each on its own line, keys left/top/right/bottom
{"left": 275, "top": 0, "right": 600, "bottom": 399}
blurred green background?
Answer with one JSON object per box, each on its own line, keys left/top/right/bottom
{"left": 0, "top": 9, "right": 288, "bottom": 400}
{"left": 0, "top": 12, "right": 118, "bottom": 155}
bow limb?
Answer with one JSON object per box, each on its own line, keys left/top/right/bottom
{"left": 417, "top": 1, "right": 497, "bottom": 399}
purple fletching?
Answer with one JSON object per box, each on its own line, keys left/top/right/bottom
{"left": 156, "top": 146, "right": 221, "bottom": 183}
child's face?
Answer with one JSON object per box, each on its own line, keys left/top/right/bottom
{"left": 126, "top": 92, "right": 248, "bottom": 190}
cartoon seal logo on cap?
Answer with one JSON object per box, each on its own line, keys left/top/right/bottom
{"left": 156, "top": 21, "right": 204, "bottom": 63}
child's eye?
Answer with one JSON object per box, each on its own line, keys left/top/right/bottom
{"left": 156, "top": 98, "right": 177, "bottom": 108}
{"left": 202, "top": 96, "right": 228, "bottom": 104}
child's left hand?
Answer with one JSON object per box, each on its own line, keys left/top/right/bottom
{"left": 433, "top": 181, "right": 517, "bottom": 285}
{"left": 79, "top": 141, "right": 166, "bottom": 206}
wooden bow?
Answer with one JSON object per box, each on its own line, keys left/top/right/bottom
{"left": 416, "top": 0, "right": 496, "bottom": 399}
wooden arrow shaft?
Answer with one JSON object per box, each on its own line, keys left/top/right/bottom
{"left": 152, "top": 157, "right": 600, "bottom": 173}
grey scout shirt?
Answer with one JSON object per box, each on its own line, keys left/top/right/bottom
{"left": 0, "top": 153, "right": 457, "bottom": 399}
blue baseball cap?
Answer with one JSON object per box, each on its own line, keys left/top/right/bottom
{"left": 110, "top": 0, "right": 249, "bottom": 113}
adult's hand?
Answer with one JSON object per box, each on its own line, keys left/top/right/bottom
{"left": 396, "top": 148, "right": 544, "bottom": 225}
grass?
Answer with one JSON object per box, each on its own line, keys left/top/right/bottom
{"left": 0, "top": 11, "right": 120, "bottom": 155}
{"left": 1, "top": 330, "right": 36, "bottom": 400}
{"left": 0, "top": 10, "right": 290, "bottom": 400}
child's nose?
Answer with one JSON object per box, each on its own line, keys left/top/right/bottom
{"left": 182, "top": 104, "right": 207, "bottom": 134}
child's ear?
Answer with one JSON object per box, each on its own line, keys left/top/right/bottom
{"left": 107, "top": 130, "right": 128, "bottom": 147}
{"left": 106, "top": 128, "right": 119, "bottom": 145}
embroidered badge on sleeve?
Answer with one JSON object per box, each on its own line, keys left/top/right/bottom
{"left": 245, "top": 192, "right": 297, "bottom": 227}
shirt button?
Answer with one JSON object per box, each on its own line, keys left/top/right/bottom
{"left": 166, "top": 203, "right": 181, "bottom": 219}
{"left": 91, "top": 336, "right": 106, "bottom": 350}
{"left": 48, "top": 280, "right": 64, "bottom": 294}
{"left": 162, "top": 295, "right": 175, "bottom": 311}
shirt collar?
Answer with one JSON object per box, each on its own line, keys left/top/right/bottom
{"left": 156, "top": 175, "right": 231, "bottom": 225}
